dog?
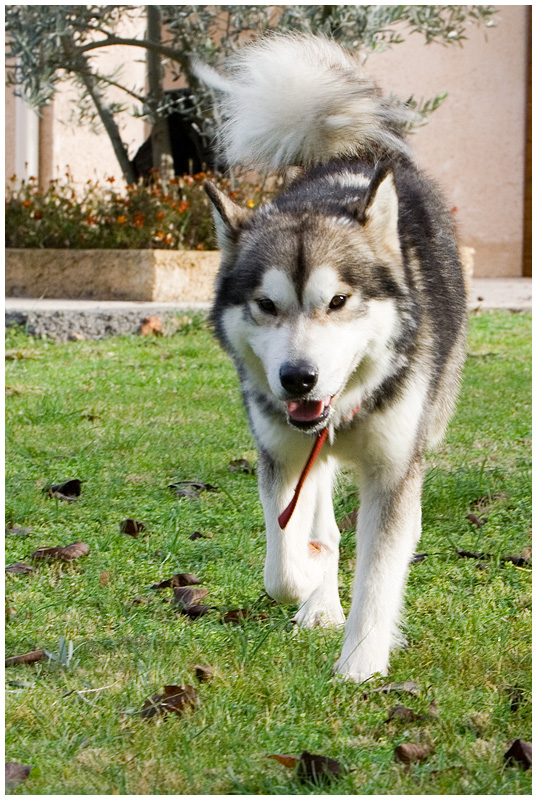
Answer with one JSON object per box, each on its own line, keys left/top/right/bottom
{"left": 197, "top": 34, "right": 467, "bottom": 682}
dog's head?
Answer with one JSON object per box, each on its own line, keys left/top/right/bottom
{"left": 206, "top": 166, "right": 409, "bottom": 432}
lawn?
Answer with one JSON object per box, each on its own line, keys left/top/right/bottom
{"left": 5, "top": 310, "right": 531, "bottom": 794}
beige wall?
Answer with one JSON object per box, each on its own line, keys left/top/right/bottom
{"left": 5, "top": 6, "right": 530, "bottom": 276}
{"left": 368, "top": 4, "right": 529, "bottom": 277}
{"left": 6, "top": 10, "right": 147, "bottom": 187}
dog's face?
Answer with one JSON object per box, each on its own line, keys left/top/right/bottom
{"left": 207, "top": 170, "right": 407, "bottom": 432}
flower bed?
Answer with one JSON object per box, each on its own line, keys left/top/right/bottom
{"left": 4, "top": 171, "right": 273, "bottom": 302}
{"left": 5, "top": 170, "right": 269, "bottom": 251}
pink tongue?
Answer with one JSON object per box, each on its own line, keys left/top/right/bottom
{"left": 287, "top": 398, "right": 329, "bottom": 422}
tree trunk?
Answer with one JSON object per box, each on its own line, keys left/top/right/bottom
{"left": 146, "top": 5, "right": 174, "bottom": 183}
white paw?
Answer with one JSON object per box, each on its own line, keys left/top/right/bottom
{"left": 292, "top": 591, "right": 345, "bottom": 629}
{"left": 332, "top": 658, "right": 387, "bottom": 684}
{"left": 334, "top": 644, "right": 389, "bottom": 683}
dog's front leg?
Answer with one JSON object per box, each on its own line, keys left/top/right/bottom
{"left": 258, "top": 451, "right": 344, "bottom": 627}
{"left": 334, "top": 459, "right": 423, "bottom": 682}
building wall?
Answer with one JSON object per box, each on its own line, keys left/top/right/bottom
{"left": 368, "top": 4, "right": 529, "bottom": 277}
{"left": 5, "top": 5, "right": 530, "bottom": 276}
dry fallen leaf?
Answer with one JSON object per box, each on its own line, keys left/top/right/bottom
{"left": 267, "top": 753, "right": 301, "bottom": 769}
{"left": 268, "top": 750, "right": 342, "bottom": 784}
{"left": 193, "top": 665, "right": 214, "bottom": 683}
{"left": 120, "top": 518, "right": 146, "bottom": 537}
{"left": 410, "top": 553, "right": 428, "bottom": 565}
{"left": 296, "top": 751, "right": 342, "bottom": 784}
{"left": 60, "top": 542, "right": 90, "bottom": 561}
{"left": 5, "top": 762, "right": 32, "bottom": 790}
{"left": 141, "top": 684, "right": 198, "bottom": 719}
{"left": 504, "top": 739, "right": 532, "bottom": 770}
{"left": 172, "top": 586, "right": 209, "bottom": 607}
{"left": 6, "top": 562, "right": 34, "bottom": 575}
{"left": 5, "top": 649, "right": 47, "bottom": 667}
{"left": 179, "top": 604, "right": 214, "bottom": 620}
{"left": 44, "top": 478, "right": 82, "bottom": 501}
{"left": 188, "top": 530, "right": 213, "bottom": 540}
{"left": 229, "top": 458, "right": 255, "bottom": 474}
{"left": 168, "top": 480, "right": 219, "bottom": 499}
{"left": 151, "top": 572, "right": 201, "bottom": 590}
{"left": 456, "top": 547, "right": 490, "bottom": 561}
{"left": 502, "top": 552, "right": 532, "bottom": 567}
{"left": 394, "top": 743, "right": 434, "bottom": 765}
{"left": 141, "top": 316, "right": 163, "bottom": 336}
{"left": 29, "top": 542, "right": 89, "bottom": 562}
{"left": 99, "top": 571, "right": 113, "bottom": 587}
{"left": 221, "top": 609, "right": 268, "bottom": 625}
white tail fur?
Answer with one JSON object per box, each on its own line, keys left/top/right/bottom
{"left": 194, "top": 34, "right": 414, "bottom": 171}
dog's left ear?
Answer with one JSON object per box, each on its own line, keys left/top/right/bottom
{"left": 204, "top": 181, "right": 251, "bottom": 258}
{"left": 352, "top": 165, "right": 400, "bottom": 256}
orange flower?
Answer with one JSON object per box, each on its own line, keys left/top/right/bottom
{"left": 116, "top": 215, "right": 127, "bottom": 224}
{"left": 183, "top": 175, "right": 194, "bottom": 186}
{"left": 156, "top": 210, "right": 165, "bottom": 219}
{"left": 22, "top": 199, "right": 31, "bottom": 208}
{"left": 196, "top": 243, "right": 205, "bottom": 250}
{"left": 106, "top": 176, "right": 116, "bottom": 183}
{"left": 32, "top": 210, "right": 43, "bottom": 220}
{"left": 247, "top": 199, "right": 255, "bottom": 208}
{"left": 178, "top": 200, "right": 189, "bottom": 213}
{"left": 134, "top": 212, "right": 145, "bottom": 228}
{"left": 155, "top": 230, "right": 164, "bottom": 240}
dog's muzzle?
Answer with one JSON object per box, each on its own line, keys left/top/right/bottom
{"left": 279, "top": 361, "right": 331, "bottom": 429}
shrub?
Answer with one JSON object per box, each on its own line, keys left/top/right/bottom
{"left": 5, "top": 171, "right": 273, "bottom": 250}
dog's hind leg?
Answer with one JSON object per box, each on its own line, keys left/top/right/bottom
{"left": 259, "top": 452, "right": 344, "bottom": 627}
{"left": 334, "top": 457, "right": 423, "bottom": 682}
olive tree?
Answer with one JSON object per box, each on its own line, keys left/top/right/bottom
{"left": 6, "top": 5, "right": 497, "bottom": 183}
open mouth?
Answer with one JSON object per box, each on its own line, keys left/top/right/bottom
{"left": 286, "top": 397, "right": 332, "bottom": 430}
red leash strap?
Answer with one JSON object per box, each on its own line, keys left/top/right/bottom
{"left": 278, "top": 427, "right": 329, "bottom": 529}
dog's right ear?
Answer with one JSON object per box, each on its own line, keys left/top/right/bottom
{"left": 204, "top": 181, "right": 251, "bottom": 258}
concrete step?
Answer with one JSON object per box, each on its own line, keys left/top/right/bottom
{"left": 5, "top": 279, "right": 531, "bottom": 342}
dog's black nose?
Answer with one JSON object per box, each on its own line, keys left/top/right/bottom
{"left": 279, "top": 361, "right": 318, "bottom": 395}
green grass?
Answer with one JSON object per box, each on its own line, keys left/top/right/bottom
{"left": 5, "top": 311, "right": 531, "bottom": 795}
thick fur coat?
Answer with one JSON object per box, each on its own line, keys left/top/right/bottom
{"left": 197, "top": 34, "right": 467, "bottom": 681}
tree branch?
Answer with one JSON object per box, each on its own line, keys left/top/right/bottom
{"left": 77, "top": 34, "right": 190, "bottom": 70}
{"left": 61, "top": 35, "right": 137, "bottom": 184}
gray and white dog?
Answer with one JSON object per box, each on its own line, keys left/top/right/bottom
{"left": 197, "top": 34, "right": 467, "bottom": 682}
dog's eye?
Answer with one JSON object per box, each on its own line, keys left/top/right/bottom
{"left": 328, "top": 294, "right": 348, "bottom": 311}
{"left": 257, "top": 298, "right": 277, "bottom": 315}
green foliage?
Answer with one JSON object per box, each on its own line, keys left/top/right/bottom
{"left": 4, "top": 311, "right": 531, "bottom": 794}
{"left": 5, "top": 170, "right": 272, "bottom": 250}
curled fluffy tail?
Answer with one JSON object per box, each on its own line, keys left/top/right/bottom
{"left": 194, "top": 34, "right": 414, "bottom": 171}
